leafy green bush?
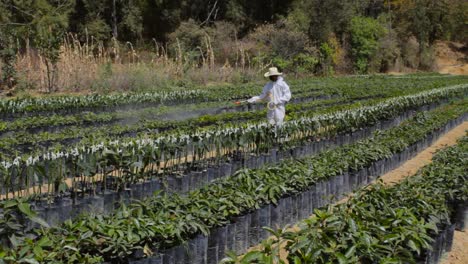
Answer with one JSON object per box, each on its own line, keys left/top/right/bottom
{"left": 168, "top": 19, "right": 207, "bottom": 59}
{"left": 350, "top": 16, "right": 386, "bottom": 74}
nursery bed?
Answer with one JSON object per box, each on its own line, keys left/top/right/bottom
{"left": 243, "top": 121, "right": 468, "bottom": 262}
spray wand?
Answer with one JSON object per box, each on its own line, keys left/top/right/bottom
{"left": 234, "top": 100, "right": 248, "bottom": 105}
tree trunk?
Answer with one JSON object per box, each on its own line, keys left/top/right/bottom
{"left": 112, "top": 0, "right": 118, "bottom": 39}
{"left": 45, "top": 59, "right": 52, "bottom": 93}
{"left": 51, "top": 63, "right": 59, "bottom": 92}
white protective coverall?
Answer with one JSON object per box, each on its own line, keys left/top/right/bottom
{"left": 248, "top": 76, "right": 291, "bottom": 125}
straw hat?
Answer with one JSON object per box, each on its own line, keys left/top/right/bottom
{"left": 264, "top": 67, "right": 283, "bottom": 77}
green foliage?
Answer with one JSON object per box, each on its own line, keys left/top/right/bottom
{"left": 4, "top": 76, "right": 466, "bottom": 157}
{"left": 0, "top": 1, "right": 74, "bottom": 92}
{"left": 394, "top": 0, "right": 461, "bottom": 46}
{"left": 295, "top": 0, "right": 369, "bottom": 44}
{"left": 0, "top": 39, "right": 17, "bottom": 89}
{"left": 221, "top": 226, "right": 290, "bottom": 264}
{"left": 292, "top": 53, "right": 319, "bottom": 74}
{"left": 225, "top": 0, "right": 248, "bottom": 30}
{"left": 286, "top": 1, "right": 310, "bottom": 33}
{"left": 249, "top": 20, "right": 310, "bottom": 60}
{"left": 447, "top": 1, "right": 468, "bottom": 43}
{"left": 319, "top": 42, "right": 336, "bottom": 76}
{"left": 79, "top": 18, "right": 111, "bottom": 42}
{"left": 0, "top": 81, "right": 465, "bottom": 201}
{"left": 1, "top": 0, "right": 466, "bottom": 81}
{"left": 168, "top": 19, "right": 207, "bottom": 56}
{"left": 0, "top": 198, "right": 49, "bottom": 249}
{"left": 0, "top": 2, "right": 17, "bottom": 90}
{"left": 119, "top": 2, "right": 143, "bottom": 41}
{"left": 368, "top": 15, "right": 400, "bottom": 73}
{"left": 33, "top": 1, "right": 73, "bottom": 92}
{"left": 271, "top": 57, "right": 292, "bottom": 72}
{"left": 0, "top": 95, "right": 466, "bottom": 262}
{"left": 350, "top": 16, "right": 386, "bottom": 74}
{"left": 75, "top": 0, "right": 143, "bottom": 42}
{"left": 240, "top": 108, "right": 468, "bottom": 263}
{"left": 248, "top": 19, "right": 314, "bottom": 73}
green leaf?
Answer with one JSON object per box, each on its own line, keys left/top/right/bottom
{"left": 20, "top": 259, "right": 40, "bottom": 264}
{"left": 293, "top": 257, "right": 302, "bottom": 264}
{"left": 241, "top": 251, "right": 262, "bottom": 262}
{"left": 383, "top": 234, "right": 399, "bottom": 243}
{"left": 335, "top": 252, "right": 348, "bottom": 264}
{"left": 17, "top": 203, "right": 35, "bottom": 218}
{"left": 345, "top": 245, "right": 356, "bottom": 258}
{"left": 407, "top": 240, "right": 420, "bottom": 255}
{"left": 37, "top": 236, "right": 52, "bottom": 247}
{"left": 33, "top": 246, "right": 43, "bottom": 257}
{"left": 347, "top": 218, "right": 357, "bottom": 233}
{"left": 30, "top": 216, "right": 50, "bottom": 228}
{"left": 3, "top": 200, "right": 18, "bottom": 209}
{"left": 64, "top": 245, "right": 79, "bottom": 252}
{"left": 9, "top": 234, "right": 20, "bottom": 248}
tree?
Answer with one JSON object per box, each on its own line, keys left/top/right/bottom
{"left": 0, "top": 0, "right": 36, "bottom": 91}
{"left": 290, "top": 0, "right": 369, "bottom": 44}
{"left": 70, "top": 0, "right": 144, "bottom": 43}
{"left": 31, "top": 1, "right": 74, "bottom": 92}
{"left": 72, "top": 0, "right": 111, "bottom": 42}
{"left": 0, "top": 1, "right": 74, "bottom": 92}
{"left": 0, "top": 1, "right": 17, "bottom": 90}
{"left": 118, "top": 0, "right": 143, "bottom": 42}
{"left": 447, "top": 0, "right": 468, "bottom": 43}
{"left": 0, "top": 32, "right": 17, "bottom": 91}
{"left": 390, "top": 0, "right": 466, "bottom": 45}
{"left": 349, "top": 16, "right": 386, "bottom": 73}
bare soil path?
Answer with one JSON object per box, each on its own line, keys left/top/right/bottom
{"left": 442, "top": 230, "right": 468, "bottom": 264}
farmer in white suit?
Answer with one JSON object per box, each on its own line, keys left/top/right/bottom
{"left": 248, "top": 67, "right": 292, "bottom": 126}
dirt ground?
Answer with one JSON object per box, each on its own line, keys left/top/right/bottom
{"left": 441, "top": 230, "right": 468, "bottom": 264}
{"left": 434, "top": 41, "right": 468, "bottom": 76}
{"left": 380, "top": 121, "right": 467, "bottom": 186}
{"left": 245, "top": 122, "right": 468, "bottom": 263}
{"left": 388, "top": 41, "right": 467, "bottom": 76}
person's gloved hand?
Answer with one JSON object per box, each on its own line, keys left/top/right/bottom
{"left": 267, "top": 101, "right": 277, "bottom": 110}
{"left": 248, "top": 96, "right": 260, "bottom": 103}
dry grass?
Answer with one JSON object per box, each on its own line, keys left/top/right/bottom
{"left": 4, "top": 34, "right": 263, "bottom": 95}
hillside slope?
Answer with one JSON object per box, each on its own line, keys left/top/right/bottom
{"left": 435, "top": 41, "right": 468, "bottom": 75}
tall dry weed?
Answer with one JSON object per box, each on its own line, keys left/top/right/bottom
{"left": 4, "top": 35, "right": 261, "bottom": 94}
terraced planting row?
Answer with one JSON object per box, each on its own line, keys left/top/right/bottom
{"left": 29, "top": 98, "right": 462, "bottom": 227}
{"left": 1, "top": 76, "right": 464, "bottom": 158}
{"left": 0, "top": 92, "right": 336, "bottom": 155}
{"left": 0, "top": 90, "right": 340, "bottom": 138}
{"left": 1, "top": 85, "right": 465, "bottom": 203}
{"left": 0, "top": 94, "right": 465, "bottom": 263}
{"left": 0, "top": 80, "right": 326, "bottom": 120}
{"left": 2, "top": 75, "right": 465, "bottom": 123}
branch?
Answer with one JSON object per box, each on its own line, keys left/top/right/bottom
{"left": 199, "top": 0, "right": 218, "bottom": 26}
{"left": 0, "top": 22, "right": 32, "bottom": 27}
{"left": 10, "top": 4, "right": 35, "bottom": 18}
{"left": 54, "top": 0, "right": 75, "bottom": 13}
